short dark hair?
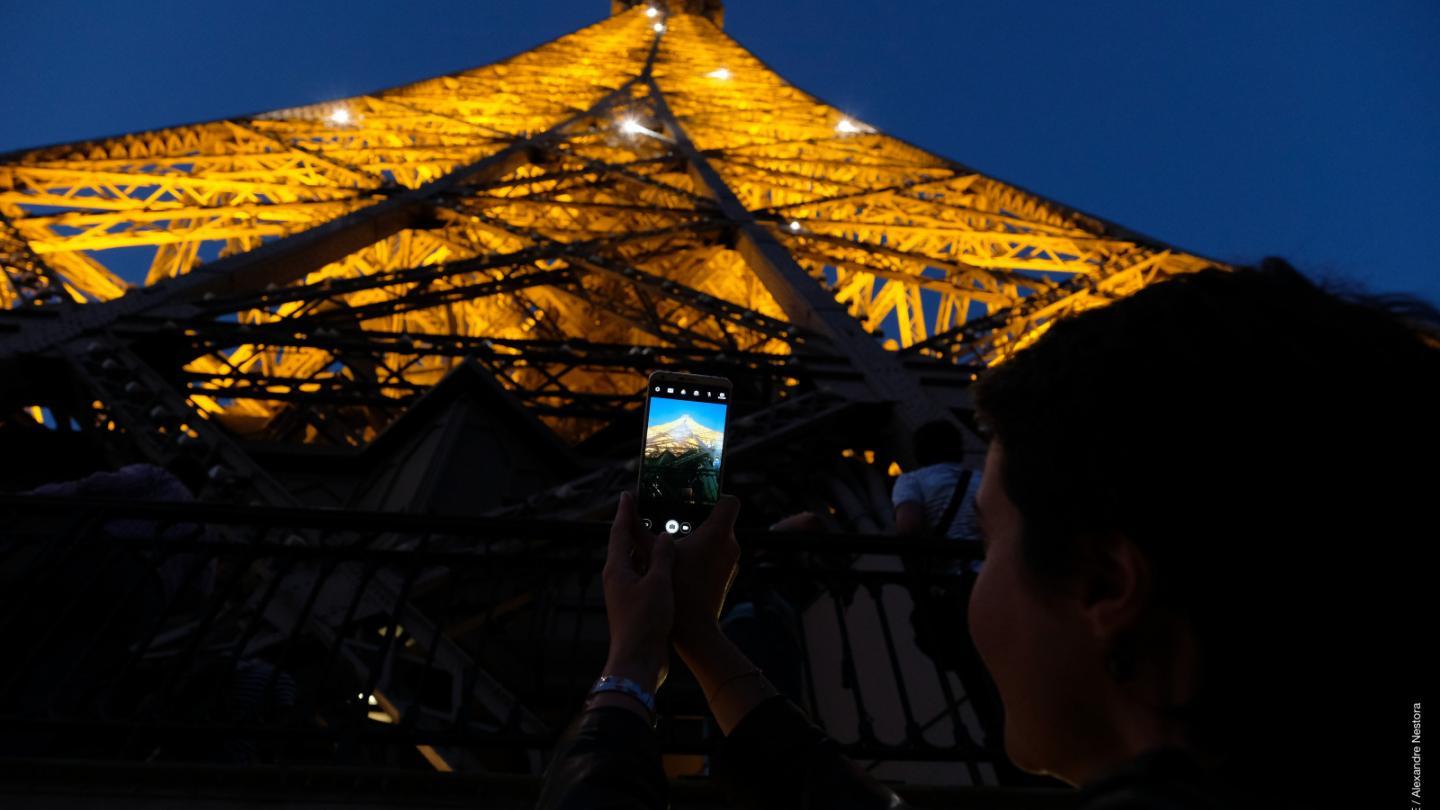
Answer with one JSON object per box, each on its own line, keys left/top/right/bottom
{"left": 913, "top": 419, "right": 966, "bottom": 467}
{"left": 971, "top": 258, "right": 1439, "bottom": 797}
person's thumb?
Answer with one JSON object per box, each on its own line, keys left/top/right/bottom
{"left": 646, "top": 532, "right": 675, "bottom": 582}
{"left": 709, "top": 494, "right": 741, "bottom": 531}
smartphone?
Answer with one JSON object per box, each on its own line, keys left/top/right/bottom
{"left": 636, "top": 371, "right": 733, "bottom": 536}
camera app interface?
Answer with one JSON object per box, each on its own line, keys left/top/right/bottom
{"left": 639, "top": 382, "right": 728, "bottom": 536}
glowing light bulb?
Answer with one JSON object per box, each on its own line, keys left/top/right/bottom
{"left": 620, "top": 118, "right": 647, "bottom": 135}
{"left": 645, "top": 6, "right": 658, "bottom": 17}
{"left": 788, "top": 220, "right": 803, "bottom": 232}
{"left": 706, "top": 67, "right": 732, "bottom": 81}
{"left": 836, "top": 118, "right": 861, "bottom": 134}
{"left": 652, "top": 22, "right": 666, "bottom": 33}
{"left": 329, "top": 108, "right": 352, "bottom": 125}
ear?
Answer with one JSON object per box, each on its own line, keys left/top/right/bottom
{"left": 1068, "top": 530, "right": 1154, "bottom": 645}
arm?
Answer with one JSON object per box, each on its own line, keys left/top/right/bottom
{"left": 895, "top": 500, "right": 936, "bottom": 580}
{"left": 677, "top": 624, "right": 912, "bottom": 810}
{"left": 675, "top": 622, "right": 779, "bottom": 735}
{"left": 535, "top": 493, "right": 674, "bottom": 810}
{"left": 668, "top": 496, "right": 911, "bottom": 809}
{"left": 891, "top": 471, "right": 926, "bottom": 538}
{"left": 893, "top": 500, "right": 927, "bottom": 538}
{"left": 534, "top": 700, "right": 668, "bottom": 810}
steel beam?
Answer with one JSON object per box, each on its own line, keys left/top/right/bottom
{"left": 0, "top": 80, "right": 645, "bottom": 360}
{"left": 643, "top": 78, "right": 966, "bottom": 443}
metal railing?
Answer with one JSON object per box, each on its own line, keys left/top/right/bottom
{"left": 0, "top": 493, "right": 1024, "bottom": 796}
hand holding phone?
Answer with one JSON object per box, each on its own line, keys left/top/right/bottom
{"left": 601, "top": 491, "right": 676, "bottom": 691}
{"left": 667, "top": 492, "right": 741, "bottom": 649}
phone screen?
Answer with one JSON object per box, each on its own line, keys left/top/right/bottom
{"left": 636, "top": 373, "right": 732, "bottom": 536}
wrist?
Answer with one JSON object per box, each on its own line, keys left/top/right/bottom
{"left": 672, "top": 620, "right": 728, "bottom": 660}
{"left": 586, "top": 673, "right": 658, "bottom": 728}
{"left": 603, "top": 649, "right": 666, "bottom": 691}
{"left": 586, "top": 690, "right": 654, "bottom": 724}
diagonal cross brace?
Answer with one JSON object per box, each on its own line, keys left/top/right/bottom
{"left": 643, "top": 77, "right": 968, "bottom": 439}
{"left": 0, "top": 79, "right": 647, "bottom": 360}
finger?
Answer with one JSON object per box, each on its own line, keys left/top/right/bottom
{"left": 631, "top": 531, "right": 653, "bottom": 572}
{"left": 770, "top": 510, "right": 821, "bottom": 533}
{"left": 704, "top": 494, "right": 741, "bottom": 533}
{"left": 608, "top": 491, "right": 639, "bottom": 578}
{"left": 645, "top": 531, "right": 673, "bottom": 565}
{"left": 645, "top": 532, "right": 675, "bottom": 583}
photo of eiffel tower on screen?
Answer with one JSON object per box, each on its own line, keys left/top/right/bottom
{"left": 641, "top": 397, "right": 726, "bottom": 508}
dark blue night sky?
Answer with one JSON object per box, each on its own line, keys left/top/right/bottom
{"left": 2, "top": 0, "right": 1436, "bottom": 306}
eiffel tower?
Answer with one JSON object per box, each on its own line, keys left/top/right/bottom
{"left": 0, "top": 0, "right": 1219, "bottom": 803}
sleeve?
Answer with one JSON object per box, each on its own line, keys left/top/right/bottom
{"left": 709, "top": 694, "right": 912, "bottom": 810}
{"left": 533, "top": 706, "right": 669, "bottom": 810}
{"left": 891, "top": 471, "right": 923, "bottom": 507}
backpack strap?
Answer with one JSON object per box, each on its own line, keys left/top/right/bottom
{"left": 932, "top": 467, "right": 974, "bottom": 540}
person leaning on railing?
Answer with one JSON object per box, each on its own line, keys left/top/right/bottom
{"left": 534, "top": 258, "right": 1440, "bottom": 810}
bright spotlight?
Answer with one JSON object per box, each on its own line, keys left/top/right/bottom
{"left": 835, "top": 118, "right": 861, "bottom": 134}
{"left": 329, "top": 108, "right": 352, "bottom": 125}
{"left": 653, "top": 22, "right": 666, "bottom": 33}
{"left": 645, "top": 6, "right": 658, "bottom": 17}
{"left": 706, "top": 67, "right": 732, "bottom": 80}
{"left": 788, "top": 220, "right": 803, "bottom": 232}
{"left": 620, "top": 118, "right": 648, "bottom": 136}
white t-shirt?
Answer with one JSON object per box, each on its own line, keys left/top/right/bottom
{"left": 891, "top": 461, "right": 983, "bottom": 574}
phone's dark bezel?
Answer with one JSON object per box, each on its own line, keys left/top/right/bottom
{"left": 636, "top": 371, "right": 733, "bottom": 533}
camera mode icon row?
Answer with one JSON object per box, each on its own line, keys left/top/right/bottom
{"left": 642, "top": 518, "right": 692, "bottom": 535}
{"left": 653, "top": 386, "right": 725, "bottom": 399}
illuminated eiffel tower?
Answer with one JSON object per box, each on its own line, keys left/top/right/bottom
{"left": 0, "top": 0, "right": 1218, "bottom": 795}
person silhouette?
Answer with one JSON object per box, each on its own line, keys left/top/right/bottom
{"left": 892, "top": 419, "right": 982, "bottom": 570}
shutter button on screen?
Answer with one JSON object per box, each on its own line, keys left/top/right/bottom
{"left": 664, "top": 519, "right": 680, "bottom": 534}
{"left": 680, "top": 522, "right": 692, "bottom": 534}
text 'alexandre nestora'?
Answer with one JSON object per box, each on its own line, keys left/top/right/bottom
{"left": 1413, "top": 702, "right": 1422, "bottom": 807}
